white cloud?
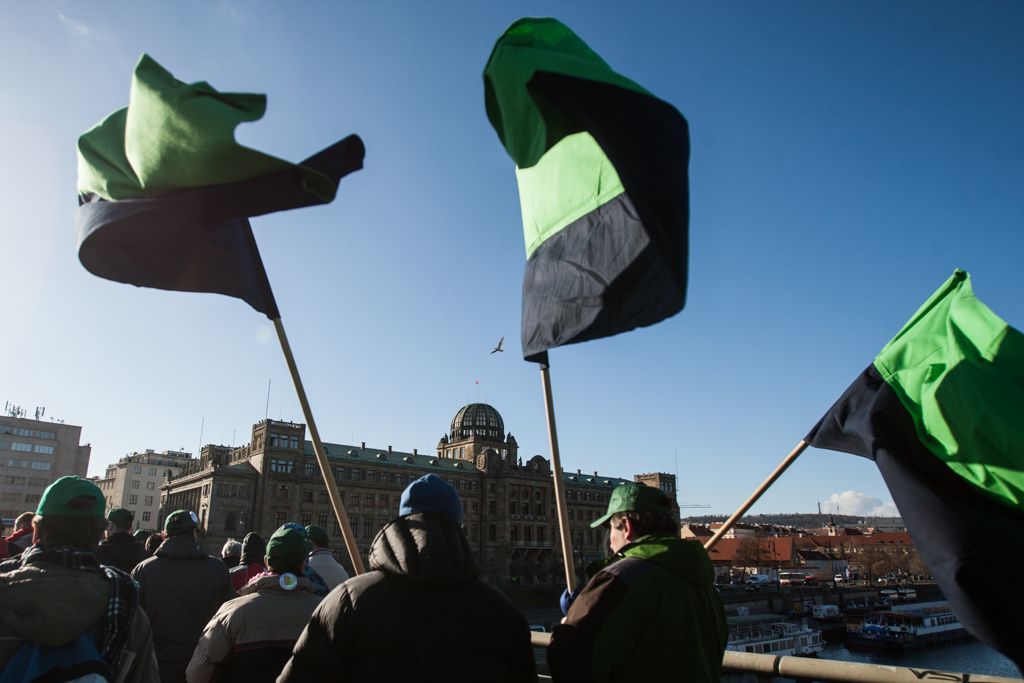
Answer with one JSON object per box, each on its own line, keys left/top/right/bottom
{"left": 57, "top": 12, "right": 97, "bottom": 39}
{"left": 255, "top": 325, "right": 274, "bottom": 344}
{"left": 824, "top": 490, "right": 899, "bottom": 517}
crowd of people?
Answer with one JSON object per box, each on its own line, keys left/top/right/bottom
{"left": 0, "top": 472, "right": 726, "bottom": 682}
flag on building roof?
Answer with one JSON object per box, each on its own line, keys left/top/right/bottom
{"left": 807, "top": 269, "right": 1024, "bottom": 671}
{"left": 483, "top": 18, "right": 689, "bottom": 362}
{"left": 76, "top": 54, "right": 364, "bottom": 319}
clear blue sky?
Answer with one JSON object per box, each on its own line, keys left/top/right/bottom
{"left": 2, "top": 2, "right": 1021, "bottom": 517}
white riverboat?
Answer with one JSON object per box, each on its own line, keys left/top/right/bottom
{"left": 727, "top": 614, "right": 825, "bottom": 657}
{"left": 846, "top": 601, "right": 971, "bottom": 651}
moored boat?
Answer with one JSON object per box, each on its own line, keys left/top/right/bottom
{"left": 845, "top": 601, "right": 971, "bottom": 652}
{"left": 727, "top": 614, "right": 825, "bottom": 657}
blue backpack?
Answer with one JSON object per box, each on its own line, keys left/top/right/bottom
{"left": 0, "top": 627, "right": 111, "bottom": 683}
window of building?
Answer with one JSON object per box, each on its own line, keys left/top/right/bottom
{"left": 378, "top": 494, "right": 388, "bottom": 508}
{"left": 277, "top": 485, "right": 289, "bottom": 500}
{"left": 269, "top": 433, "right": 300, "bottom": 450}
{"left": 10, "top": 442, "right": 32, "bottom": 452}
{"left": 351, "top": 469, "right": 362, "bottom": 481}
{"left": 202, "top": 484, "right": 210, "bottom": 497}
{"left": 304, "top": 462, "right": 316, "bottom": 478}
{"left": 301, "top": 513, "right": 311, "bottom": 527}
{"left": 274, "top": 512, "right": 286, "bottom": 527}
{"left": 569, "top": 509, "right": 574, "bottom": 521}
{"left": 511, "top": 525, "right": 518, "bottom": 542}
{"left": 488, "top": 500, "right": 496, "bottom": 515}
{"left": 537, "top": 526, "right": 545, "bottom": 543}
{"left": 381, "top": 471, "right": 391, "bottom": 484}
{"left": 128, "top": 495, "right": 138, "bottom": 505}
{"left": 302, "top": 489, "right": 314, "bottom": 503}
{"left": 471, "top": 501, "right": 479, "bottom": 515}
{"left": 224, "top": 512, "right": 237, "bottom": 532}
{"left": 131, "top": 480, "right": 140, "bottom": 489}
{"left": 149, "top": 467, "right": 157, "bottom": 476}
{"left": 270, "top": 459, "right": 295, "bottom": 474}
{"left": 470, "top": 525, "right": 478, "bottom": 541}
{"left": 146, "top": 481, "right": 155, "bottom": 490}
{"left": 133, "top": 465, "right": 142, "bottom": 474}
{"left": 0, "top": 492, "right": 20, "bottom": 502}
{"left": 488, "top": 525, "right": 497, "bottom": 542}
{"left": 509, "top": 502, "right": 517, "bottom": 514}
{"left": 535, "top": 504, "right": 542, "bottom": 516}
{"left": 317, "top": 490, "right": 328, "bottom": 504}
{"left": 535, "top": 490, "right": 541, "bottom": 501}
{"left": 364, "top": 494, "right": 374, "bottom": 506}
{"left": 524, "top": 526, "right": 532, "bottom": 542}
{"left": 317, "top": 514, "right": 328, "bottom": 529}
{"left": 32, "top": 444, "right": 54, "bottom": 454}
{"left": 30, "top": 461, "right": 52, "bottom": 471}
{"left": 142, "top": 511, "right": 151, "bottom": 522}
{"left": 488, "top": 483, "right": 496, "bottom": 494}
{"left": 363, "top": 519, "right": 372, "bottom": 537}
{"left": 332, "top": 518, "right": 341, "bottom": 535}
{"left": 144, "top": 496, "right": 153, "bottom": 506}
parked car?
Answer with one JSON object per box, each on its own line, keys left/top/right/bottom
{"left": 834, "top": 574, "right": 844, "bottom": 583}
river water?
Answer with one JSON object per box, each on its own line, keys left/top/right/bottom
{"left": 821, "top": 641, "right": 1020, "bottom": 678}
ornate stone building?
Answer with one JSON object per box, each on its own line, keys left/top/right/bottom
{"left": 162, "top": 403, "right": 678, "bottom": 586}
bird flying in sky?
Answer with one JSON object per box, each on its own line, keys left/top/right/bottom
{"left": 490, "top": 336, "right": 504, "bottom": 354}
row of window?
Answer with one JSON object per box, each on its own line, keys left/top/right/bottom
{"left": 0, "top": 426, "right": 57, "bottom": 440}
{"left": 269, "top": 433, "right": 301, "bottom": 450}
{"left": 270, "top": 459, "right": 481, "bottom": 494}
{"left": 125, "top": 495, "right": 155, "bottom": 506}
{"left": 0, "top": 491, "right": 41, "bottom": 504}
{"left": 132, "top": 465, "right": 160, "bottom": 476}
{"left": 2, "top": 459, "right": 53, "bottom": 471}
{"left": 2, "top": 475, "right": 49, "bottom": 486}
{"left": 129, "top": 480, "right": 157, "bottom": 490}
{"left": 0, "top": 441, "right": 55, "bottom": 454}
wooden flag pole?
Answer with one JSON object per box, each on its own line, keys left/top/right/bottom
{"left": 704, "top": 439, "right": 809, "bottom": 552}
{"left": 539, "top": 361, "right": 578, "bottom": 593}
{"left": 273, "top": 317, "right": 365, "bottom": 575}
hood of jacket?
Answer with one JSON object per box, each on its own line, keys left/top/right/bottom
{"left": 0, "top": 562, "right": 109, "bottom": 646}
{"left": 368, "top": 512, "right": 478, "bottom": 588}
{"left": 155, "top": 534, "right": 209, "bottom": 560}
{"left": 239, "top": 532, "right": 266, "bottom": 564}
{"left": 618, "top": 534, "right": 715, "bottom": 587}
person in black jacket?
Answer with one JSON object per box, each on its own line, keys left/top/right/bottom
{"left": 132, "top": 509, "right": 234, "bottom": 683}
{"left": 95, "top": 507, "right": 146, "bottom": 573}
{"left": 278, "top": 474, "right": 536, "bottom": 683}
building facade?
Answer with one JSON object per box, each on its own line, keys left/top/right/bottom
{"left": 0, "top": 409, "right": 91, "bottom": 526}
{"left": 162, "top": 403, "right": 678, "bottom": 586}
{"left": 95, "top": 449, "right": 194, "bottom": 530}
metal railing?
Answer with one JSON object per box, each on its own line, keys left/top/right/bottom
{"left": 529, "top": 633, "right": 1022, "bottom": 683}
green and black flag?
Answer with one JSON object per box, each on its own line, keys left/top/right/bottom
{"left": 76, "top": 54, "right": 364, "bottom": 318}
{"left": 807, "top": 269, "right": 1024, "bottom": 671}
{"left": 484, "top": 18, "right": 689, "bottom": 362}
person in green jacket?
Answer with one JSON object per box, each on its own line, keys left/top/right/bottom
{"left": 548, "top": 482, "right": 727, "bottom": 683}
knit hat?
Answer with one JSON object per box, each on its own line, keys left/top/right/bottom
{"left": 266, "top": 525, "right": 308, "bottom": 568}
{"left": 107, "top": 507, "right": 134, "bottom": 525}
{"left": 36, "top": 476, "right": 105, "bottom": 517}
{"left": 164, "top": 509, "right": 198, "bottom": 535}
{"left": 591, "top": 482, "right": 671, "bottom": 528}
{"left": 306, "top": 525, "right": 329, "bottom": 547}
{"left": 240, "top": 532, "right": 267, "bottom": 563}
{"left": 399, "top": 474, "right": 463, "bottom": 525}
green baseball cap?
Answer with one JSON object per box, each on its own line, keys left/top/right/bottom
{"left": 37, "top": 476, "right": 105, "bottom": 518}
{"left": 266, "top": 525, "right": 308, "bottom": 567}
{"left": 306, "top": 525, "right": 329, "bottom": 546}
{"left": 164, "top": 509, "right": 198, "bottom": 535}
{"left": 591, "top": 482, "right": 671, "bottom": 528}
{"left": 107, "top": 507, "right": 134, "bottom": 525}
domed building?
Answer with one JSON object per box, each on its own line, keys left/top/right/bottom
{"left": 162, "top": 402, "right": 678, "bottom": 589}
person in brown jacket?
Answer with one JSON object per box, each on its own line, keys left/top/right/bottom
{"left": 186, "top": 525, "right": 323, "bottom": 682}
{"left": 0, "top": 476, "right": 159, "bottom": 683}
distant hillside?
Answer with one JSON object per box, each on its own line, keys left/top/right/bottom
{"left": 682, "top": 513, "right": 870, "bottom": 529}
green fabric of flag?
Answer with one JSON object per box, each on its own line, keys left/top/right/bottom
{"left": 77, "top": 54, "right": 335, "bottom": 203}
{"left": 75, "top": 54, "right": 364, "bottom": 319}
{"left": 807, "top": 269, "right": 1024, "bottom": 670}
{"left": 484, "top": 18, "right": 689, "bottom": 362}
{"left": 873, "top": 269, "right": 1024, "bottom": 507}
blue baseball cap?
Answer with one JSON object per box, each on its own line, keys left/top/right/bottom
{"left": 399, "top": 474, "right": 463, "bottom": 525}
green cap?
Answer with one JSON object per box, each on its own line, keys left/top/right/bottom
{"left": 133, "top": 529, "right": 153, "bottom": 541}
{"left": 37, "top": 476, "right": 105, "bottom": 518}
{"left": 266, "top": 525, "right": 308, "bottom": 567}
{"left": 591, "top": 482, "right": 671, "bottom": 528}
{"left": 107, "top": 507, "right": 134, "bottom": 525}
{"left": 305, "top": 525, "right": 329, "bottom": 547}
{"left": 164, "top": 509, "right": 198, "bottom": 535}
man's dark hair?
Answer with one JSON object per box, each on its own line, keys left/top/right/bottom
{"left": 610, "top": 508, "right": 677, "bottom": 537}
{"left": 145, "top": 533, "right": 163, "bottom": 555}
{"left": 33, "top": 514, "right": 106, "bottom": 550}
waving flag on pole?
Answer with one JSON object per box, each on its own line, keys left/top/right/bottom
{"left": 483, "top": 18, "right": 689, "bottom": 362}
{"left": 76, "top": 54, "right": 364, "bottom": 317}
{"left": 807, "top": 269, "right": 1024, "bottom": 671}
